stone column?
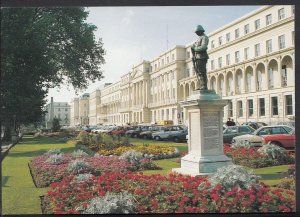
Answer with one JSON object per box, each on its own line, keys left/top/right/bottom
{"left": 233, "top": 70, "right": 236, "bottom": 95}
{"left": 278, "top": 57, "right": 282, "bottom": 88}
{"left": 173, "top": 90, "right": 232, "bottom": 176}
{"left": 264, "top": 60, "right": 269, "bottom": 90}
{"left": 132, "top": 84, "right": 135, "bottom": 106}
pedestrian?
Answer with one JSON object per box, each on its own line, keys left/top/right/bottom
{"left": 231, "top": 118, "right": 236, "bottom": 126}
{"left": 226, "top": 118, "right": 233, "bottom": 126}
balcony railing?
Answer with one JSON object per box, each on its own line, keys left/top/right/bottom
{"left": 148, "top": 98, "right": 177, "bottom": 107}
{"left": 119, "top": 107, "right": 131, "bottom": 112}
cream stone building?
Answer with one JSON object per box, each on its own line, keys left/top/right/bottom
{"left": 70, "top": 98, "right": 79, "bottom": 127}
{"left": 69, "top": 5, "right": 295, "bottom": 127}
{"left": 45, "top": 97, "right": 71, "bottom": 129}
{"left": 149, "top": 46, "right": 187, "bottom": 125}
{"left": 181, "top": 5, "right": 295, "bottom": 125}
{"left": 70, "top": 93, "right": 90, "bottom": 126}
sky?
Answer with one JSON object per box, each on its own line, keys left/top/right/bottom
{"left": 46, "top": 5, "right": 261, "bottom": 103}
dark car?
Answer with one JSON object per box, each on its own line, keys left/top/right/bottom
{"left": 124, "top": 126, "right": 139, "bottom": 137}
{"left": 223, "top": 125, "right": 255, "bottom": 144}
{"left": 241, "top": 122, "right": 260, "bottom": 130}
{"left": 139, "top": 126, "right": 165, "bottom": 139}
{"left": 125, "top": 126, "right": 151, "bottom": 138}
{"left": 152, "top": 125, "right": 186, "bottom": 141}
{"left": 168, "top": 130, "right": 188, "bottom": 143}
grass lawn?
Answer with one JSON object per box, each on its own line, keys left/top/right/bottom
{"left": 1, "top": 135, "right": 291, "bottom": 214}
{"left": 252, "top": 165, "right": 289, "bottom": 186}
{"left": 1, "top": 135, "right": 76, "bottom": 215}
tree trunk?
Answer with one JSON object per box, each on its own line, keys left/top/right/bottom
{"left": 3, "top": 124, "right": 11, "bottom": 142}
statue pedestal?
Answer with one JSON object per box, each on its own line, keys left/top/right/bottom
{"left": 172, "top": 90, "right": 232, "bottom": 176}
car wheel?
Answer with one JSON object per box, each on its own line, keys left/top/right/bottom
{"left": 133, "top": 134, "right": 138, "bottom": 138}
{"left": 143, "top": 135, "right": 148, "bottom": 139}
{"left": 154, "top": 136, "right": 160, "bottom": 141}
{"left": 173, "top": 137, "right": 179, "bottom": 143}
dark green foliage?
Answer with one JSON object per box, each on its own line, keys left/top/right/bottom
{"left": 1, "top": 8, "right": 105, "bottom": 140}
{"left": 51, "top": 118, "right": 61, "bottom": 132}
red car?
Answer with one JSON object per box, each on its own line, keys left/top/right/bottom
{"left": 261, "top": 130, "right": 295, "bottom": 149}
{"left": 108, "top": 127, "right": 127, "bottom": 136}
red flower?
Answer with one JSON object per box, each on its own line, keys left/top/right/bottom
{"left": 211, "top": 193, "right": 220, "bottom": 201}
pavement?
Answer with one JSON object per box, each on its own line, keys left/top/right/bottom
{"left": 1, "top": 137, "right": 20, "bottom": 161}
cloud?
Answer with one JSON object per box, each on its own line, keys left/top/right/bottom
{"left": 121, "top": 9, "right": 135, "bottom": 25}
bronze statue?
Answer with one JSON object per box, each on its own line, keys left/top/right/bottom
{"left": 191, "top": 25, "right": 209, "bottom": 90}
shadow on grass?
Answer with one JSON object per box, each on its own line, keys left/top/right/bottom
{"left": 7, "top": 147, "right": 76, "bottom": 158}
{"left": 19, "top": 137, "right": 68, "bottom": 145}
{"left": 257, "top": 172, "right": 288, "bottom": 181}
{"left": 2, "top": 176, "right": 10, "bottom": 186}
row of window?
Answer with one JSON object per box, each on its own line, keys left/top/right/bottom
{"left": 56, "top": 108, "right": 68, "bottom": 112}
{"left": 211, "top": 64, "right": 289, "bottom": 94}
{"left": 210, "top": 33, "right": 293, "bottom": 70}
{"left": 228, "top": 95, "right": 293, "bottom": 118}
{"left": 54, "top": 114, "right": 69, "bottom": 120}
{"left": 151, "top": 108, "right": 177, "bottom": 121}
{"left": 151, "top": 53, "right": 176, "bottom": 72}
{"left": 210, "top": 7, "right": 292, "bottom": 50}
{"left": 150, "top": 71, "right": 175, "bottom": 86}
{"left": 150, "top": 88, "right": 176, "bottom": 101}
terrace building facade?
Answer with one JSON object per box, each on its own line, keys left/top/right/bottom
{"left": 45, "top": 97, "right": 71, "bottom": 129}
{"left": 69, "top": 5, "right": 294, "bottom": 127}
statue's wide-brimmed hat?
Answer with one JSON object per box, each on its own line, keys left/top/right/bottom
{"left": 195, "top": 25, "right": 205, "bottom": 32}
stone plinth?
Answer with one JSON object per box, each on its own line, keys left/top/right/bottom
{"left": 172, "top": 90, "right": 232, "bottom": 176}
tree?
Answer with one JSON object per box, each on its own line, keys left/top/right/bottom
{"left": 52, "top": 118, "right": 61, "bottom": 132}
{"left": 0, "top": 7, "right": 106, "bottom": 141}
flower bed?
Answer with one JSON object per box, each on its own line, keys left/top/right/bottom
{"left": 43, "top": 172, "right": 295, "bottom": 214}
{"left": 29, "top": 150, "right": 159, "bottom": 187}
{"left": 98, "top": 145, "right": 180, "bottom": 160}
{"left": 75, "top": 131, "right": 180, "bottom": 160}
{"left": 224, "top": 144, "right": 294, "bottom": 168}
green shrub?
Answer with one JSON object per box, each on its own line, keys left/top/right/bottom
{"left": 74, "top": 173, "right": 94, "bottom": 183}
{"left": 258, "top": 144, "right": 288, "bottom": 161}
{"left": 120, "top": 150, "right": 144, "bottom": 163}
{"left": 44, "top": 149, "right": 62, "bottom": 156}
{"left": 45, "top": 154, "right": 66, "bottom": 165}
{"left": 72, "top": 150, "right": 89, "bottom": 158}
{"left": 76, "top": 145, "right": 95, "bottom": 156}
{"left": 68, "top": 159, "right": 92, "bottom": 175}
{"left": 206, "top": 165, "right": 261, "bottom": 191}
{"left": 80, "top": 191, "right": 136, "bottom": 214}
{"left": 76, "top": 131, "right": 90, "bottom": 145}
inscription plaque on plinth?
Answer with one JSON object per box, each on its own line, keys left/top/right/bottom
{"left": 172, "top": 91, "right": 232, "bottom": 176}
{"left": 202, "top": 111, "right": 221, "bottom": 154}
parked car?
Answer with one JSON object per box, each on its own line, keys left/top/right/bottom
{"left": 107, "top": 126, "right": 128, "bottom": 136}
{"left": 256, "top": 122, "right": 268, "bottom": 127}
{"left": 125, "top": 126, "right": 150, "bottom": 138}
{"left": 152, "top": 125, "right": 186, "bottom": 141}
{"left": 168, "top": 130, "right": 188, "bottom": 142}
{"left": 223, "top": 125, "right": 255, "bottom": 144}
{"left": 261, "top": 130, "right": 295, "bottom": 149}
{"left": 231, "top": 125, "right": 294, "bottom": 147}
{"left": 241, "top": 122, "right": 259, "bottom": 130}
{"left": 139, "top": 126, "right": 165, "bottom": 139}
{"left": 276, "top": 121, "right": 295, "bottom": 129}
